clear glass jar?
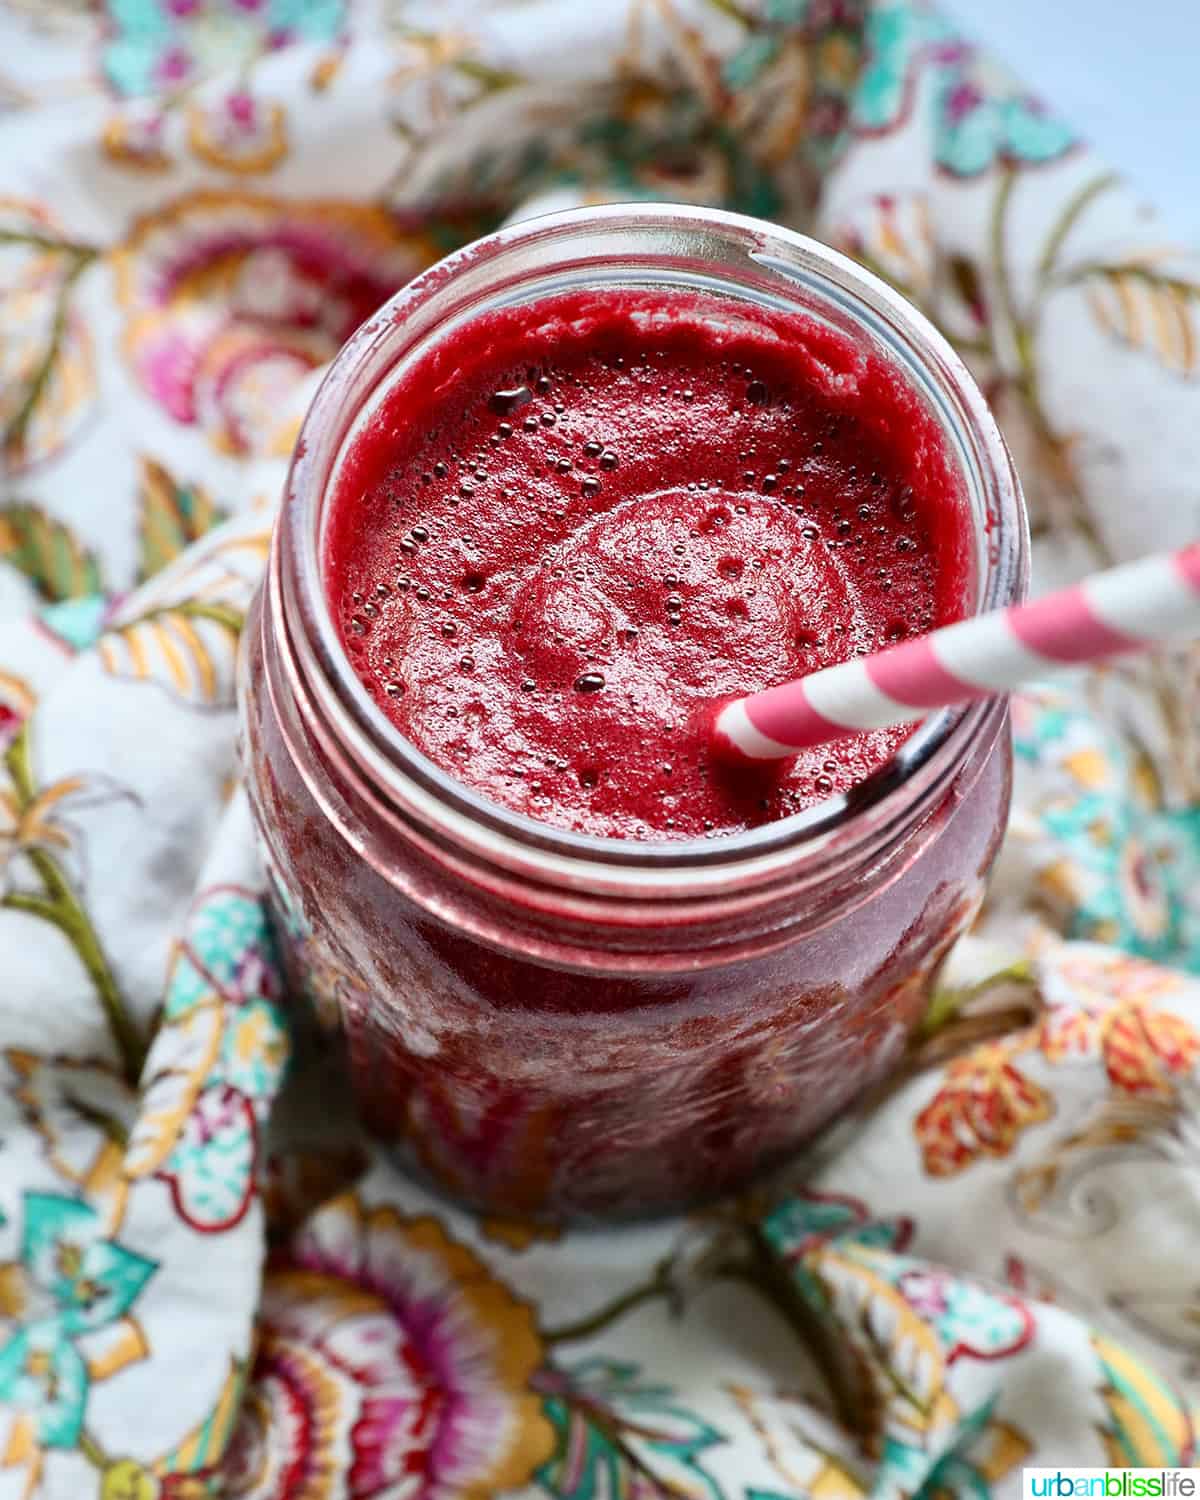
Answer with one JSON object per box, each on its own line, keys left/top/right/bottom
{"left": 239, "top": 204, "right": 1028, "bottom": 1221}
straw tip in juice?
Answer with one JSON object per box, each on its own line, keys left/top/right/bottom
{"left": 707, "top": 698, "right": 759, "bottom": 768}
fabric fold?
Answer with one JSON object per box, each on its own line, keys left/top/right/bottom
{"left": 0, "top": 1, "right": 1197, "bottom": 1493}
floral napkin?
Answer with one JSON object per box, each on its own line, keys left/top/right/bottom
{"left": 1, "top": 2, "right": 1199, "bottom": 1497}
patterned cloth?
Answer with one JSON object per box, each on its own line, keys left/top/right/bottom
{"left": 1, "top": 2, "right": 1199, "bottom": 1496}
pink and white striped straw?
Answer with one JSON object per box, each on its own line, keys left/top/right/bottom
{"left": 713, "top": 544, "right": 1200, "bottom": 763}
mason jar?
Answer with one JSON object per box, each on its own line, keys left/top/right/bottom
{"left": 239, "top": 204, "right": 1028, "bottom": 1221}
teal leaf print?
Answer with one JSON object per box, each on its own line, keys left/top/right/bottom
{"left": 1040, "top": 795, "right": 1200, "bottom": 966}
{"left": 892, "top": 1267, "right": 1033, "bottom": 1363}
{"left": 538, "top": 1359, "right": 727, "bottom": 1500}
{"left": 933, "top": 76, "right": 1076, "bottom": 180}
{"left": 168, "top": 887, "right": 276, "bottom": 1019}
{"left": 722, "top": 34, "right": 778, "bottom": 91}
{"left": 103, "top": 0, "right": 349, "bottom": 96}
{"left": 137, "top": 456, "right": 228, "bottom": 584}
{"left": 895, "top": 1398, "right": 1034, "bottom": 1500}
{"left": 1012, "top": 692, "right": 1200, "bottom": 970}
{"left": 0, "top": 1192, "right": 156, "bottom": 1457}
{"left": 851, "top": 1, "right": 1076, "bottom": 176}
{"left": 0, "top": 1331, "right": 88, "bottom": 1448}
{"left": 761, "top": 1190, "right": 914, "bottom": 1327}
{"left": 160, "top": 1084, "right": 258, "bottom": 1231}
{"left": 126, "top": 886, "right": 288, "bottom": 1232}
{"left": 20, "top": 1193, "right": 156, "bottom": 1336}
{"left": 1091, "top": 1330, "right": 1196, "bottom": 1465}
{"left": 0, "top": 504, "right": 102, "bottom": 604}
{"left": 38, "top": 596, "right": 109, "bottom": 653}
{"left": 762, "top": 1190, "right": 912, "bottom": 1260}
{"left": 852, "top": 0, "right": 930, "bottom": 132}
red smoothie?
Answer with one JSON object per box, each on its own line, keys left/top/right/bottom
{"left": 326, "top": 290, "right": 971, "bottom": 838}
{"left": 242, "top": 209, "right": 1024, "bottom": 1220}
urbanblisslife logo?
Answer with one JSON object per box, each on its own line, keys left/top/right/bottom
{"left": 1024, "top": 1473, "right": 1200, "bottom": 1498}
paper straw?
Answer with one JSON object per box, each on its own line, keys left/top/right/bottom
{"left": 713, "top": 544, "right": 1200, "bottom": 763}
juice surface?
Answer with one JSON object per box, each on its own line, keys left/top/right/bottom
{"left": 328, "top": 288, "right": 971, "bottom": 839}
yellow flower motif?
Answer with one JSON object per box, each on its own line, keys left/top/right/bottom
{"left": 387, "top": 28, "right": 519, "bottom": 138}
{"left": 309, "top": 50, "right": 344, "bottom": 93}
{"left": 0, "top": 756, "right": 138, "bottom": 904}
{"left": 0, "top": 774, "right": 82, "bottom": 861}
{"left": 230, "top": 1005, "right": 284, "bottom": 1075}
{"left": 100, "top": 1459, "right": 160, "bottom": 1500}
{"left": 1062, "top": 747, "right": 1111, "bottom": 789}
{"left": 101, "top": 107, "right": 172, "bottom": 173}
{"left": 123, "top": 1003, "right": 224, "bottom": 1180}
{"left": 819, "top": 31, "right": 860, "bottom": 89}
{"left": 187, "top": 95, "right": 288, "bottom": 175}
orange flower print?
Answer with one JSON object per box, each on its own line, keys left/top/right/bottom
{"left": 222, "top": 1192, "right": 553, "bottom": 1498}
{"left": 914, "top": 1037, "right": 1053, "bottom": 1177}
{"left": 1093, "top": 1005, "right": 1197, "bottom": 1096}
{"left": 1038, "top": 950, "right": 1200, "bottom": 1095}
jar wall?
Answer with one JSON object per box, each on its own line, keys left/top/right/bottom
{"left": 239, "top": 205, "right": 1026, "bottom": 1222}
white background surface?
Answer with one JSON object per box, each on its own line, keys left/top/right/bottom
{"left": 945, "top": 0, "right": 1200, "bottom": 240}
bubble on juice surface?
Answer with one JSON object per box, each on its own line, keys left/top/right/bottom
{"left": 489, "top": 385, "right": 532, "bottom": 415}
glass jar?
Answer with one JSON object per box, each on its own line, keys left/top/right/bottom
{"left": 239, "top": 204, "right": 1027, "bottom": 1222}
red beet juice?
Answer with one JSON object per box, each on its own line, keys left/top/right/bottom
{"left": 327, "top": 290, "right": 971, "bottom": 838}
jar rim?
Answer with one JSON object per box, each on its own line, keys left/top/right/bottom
{"left": 278, "top": 202, "right": 1028, "bottom": 896}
